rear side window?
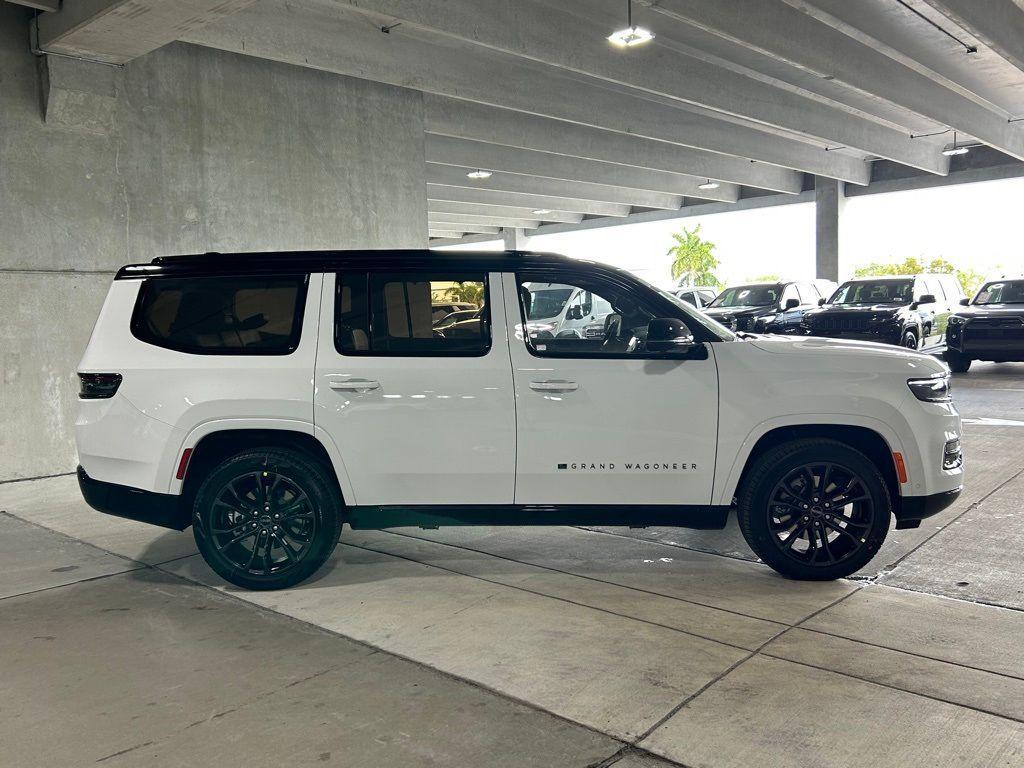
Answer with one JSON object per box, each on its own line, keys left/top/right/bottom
{"left": 131, "top": 274, "right": 308, "bottom": 355}
{"left": 335, "top": 271, "right": 489, "bottom": 356}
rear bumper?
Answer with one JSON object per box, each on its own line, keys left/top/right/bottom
{"left": 77, "top": 466, "right": 191, "bottom": 531}
{"left": 893, "top": 486, "right": 962, "bottom": 529}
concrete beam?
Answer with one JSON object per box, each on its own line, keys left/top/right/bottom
{"left": 920, "top": 0, "right": 1024, "bottom": 75}
{"left": 428, "top": 229, "right": 469, "bottom": 239}
{"left": 335, "top": 0, "right": 942, "bottom": 175}
{"left": 648, "top": 0, "right": 1024, "bottom": 161}
{"left": 502, "top": 228, "right": 530, "bottom": 251}
{"left": 426, "top": 136, "right": 741, "bottom": 203}
{"left": 429, "top": 201, "right": 583, "bottom": 225}
{"left": 429, "top": 232, "right": 503, "bottom": 247}
{"left": 9, "top": 1, "right": 60, "bottom": 11}
{"left": 429, "top": 223, "right": 500, "bottom": 235}
{"left": 427, "top": 186, "right": 628, "bottom": 218}
{"left": 182, "top": 1, "right": 861, "bottom": 185}
{"left": 37, "top": 0, "right": 258, "bottom": 64}
{"left": 426, "top": 164, "right": 682, "bottom": 211}
{"left": 430, "top": 213, "right": 542, "bottom": 230}
{"left": 425, "top": 98, "right": 804, "bottom": 193}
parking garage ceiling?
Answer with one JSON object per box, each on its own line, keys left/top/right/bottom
{"left": 17, "top": 0, "right": 1024, "bottom": 241}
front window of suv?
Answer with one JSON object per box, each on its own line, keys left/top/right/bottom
{"left": 708, "top": 285, "right": 780, "bottom": 308}
{"left": 830, "top": 279, "right": 913, "bottom": 305}
{"left": 974, "top": 280, "right": 1024, "bottom": 305}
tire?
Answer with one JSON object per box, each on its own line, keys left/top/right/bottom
{"left": 946, "top": 351, "right": 972, "bottom": 373}
{"left": 192, "top": 448, "right": 343, "bottom": 590}
{"left": 901, "top": 329, "right": 919, "bottom": 350}
{"left": 737, "top": 438, "right": 890, "bottom": 581}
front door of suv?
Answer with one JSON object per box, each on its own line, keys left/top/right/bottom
{"left": 314, "top": 270, "right": 515, "bottom": 505}
{"left": 505, "top": 270, "right": 719, "bottom": 505}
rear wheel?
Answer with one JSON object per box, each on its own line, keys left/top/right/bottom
{"left": 192, "top": 448, "right": 343, "bottom": 590}
{"left": 737, "top": 439, "right": 890, "bottom": 580}
{"left": 946, "top": 351, "right": 972, "bottom": 373}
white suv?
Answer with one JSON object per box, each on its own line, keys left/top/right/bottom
{"left": 76, "top": 250, "right": 964, "bottom": 589}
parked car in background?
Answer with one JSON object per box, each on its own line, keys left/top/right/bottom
{"left": 704, "top": 281, "right": 826, "bottom": 333}
{"left": 945, "top": 276, "right": 1024, "bottom": 372}
{"left": 803, "top": 274, "right": 965, "bottom": 351}
{"left": 431, "top": 302, "right": 476, "bottom": 323}
{"left": 521, "top": 282, "right": 614, "bottom": 339}
{"left": 433, "top": 308, "right": 481, "bottom": 329}
{"left": 671, "top": 287, "right": 719, "bottom": 310}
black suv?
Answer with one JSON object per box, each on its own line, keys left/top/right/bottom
{"left": 803, "top": 274, "right": 965, "bottom": 351}
{"left": 946, "top": 277, "right": 1024, "bottom": 372}
{"left": 704, "top": 281, "right": 826, "bottom": 333}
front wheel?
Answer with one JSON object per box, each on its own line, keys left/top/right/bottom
{"left": 192, "top": 448, "right": 343, "bottom": 590}
{"left": 946, "top": 351, "right": 972, "bottom": 373}
{"left": 737, "top": 439, "right": 890, "bottom": 580}
{"left": 901, "top": 330, "right": 919, "bottom": 350}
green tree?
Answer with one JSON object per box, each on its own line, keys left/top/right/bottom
{"left": 746, "top": 273, "right": 781, "bottom": 283}
{"left": 852, "top": 256, "right": 983, "bottom": 295}
{"left": 667, "top": 224, "right": 720, "bottom": 287}
{"left": 443, "top": 281, "right": 485, "bottom": 307}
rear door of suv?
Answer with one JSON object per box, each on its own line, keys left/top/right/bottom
{"left": 313, "top": 269, "right": 515, "bottom": 505}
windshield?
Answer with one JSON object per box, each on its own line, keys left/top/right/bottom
{"left": 974, "top": 280, "right": 1024, "bottom": 305}
{"left": 830, "top": 279, "right": 913, "bottom": 305}
{"left": 709, "top": 284, "right": 780, "bottom": 308}
{"left": 525, "top": 287, "right": 573, "bottom": 319}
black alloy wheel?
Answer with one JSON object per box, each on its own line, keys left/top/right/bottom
{"left": 766, "top": 462, "right": 874, "bottom": 568}
{"left": 902, "top": 330, "right": 919, "bottom": 349}
{"left": 193, "top": 448, "right": 342, "bottom": 590}
{"left": 737, "top": 438, "right": 890, "bottom": 580}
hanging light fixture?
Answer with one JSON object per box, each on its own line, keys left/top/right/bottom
{"left": 466, "top": 169, "right": 493, "bottom": 179}
{"left": 941, "top": 131, "right": 969, "bottom": 156}
{"left": 608, "top": 0, "right": 654, "bottom": 47}
{"left": 697, "top": 179, "right": 720, "bottom": 190}
{"left": 531, "top": 208, "right": 552, "bottom": 215}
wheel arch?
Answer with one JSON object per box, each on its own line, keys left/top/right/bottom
{"left": 721, "top": 421, "right": 904, "bottom": 512}
{"left": 177, "top": 426, "right": 351, "bottom": 513}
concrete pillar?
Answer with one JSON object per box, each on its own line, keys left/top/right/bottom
{"left": 814, "top": 176, "right": 845, "bottom": 282}
{"left": 501, "top": 227, "right": 530, "bottom": 251}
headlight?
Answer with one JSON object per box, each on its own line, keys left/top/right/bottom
{"left": 908, "top": 374, "right": 951, "bottom": 403}
{"left": 948, "top": 316, "right": 966, "bottom": 327}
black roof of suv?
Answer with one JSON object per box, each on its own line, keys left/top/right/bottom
{"left": 117, "top": 249, "right": 576, "bottom": 280}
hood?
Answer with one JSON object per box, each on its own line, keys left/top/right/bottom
{"left": 809, "top": 303, "right": 907, "bottom": 315}
{"left": 746, "top": 334, "right": 948, "bottom": 374}
{"left": 955, "top": 305, "right": 1024, "bottom": 319}
{"left": 705, "top": 305, "right": 776, "bottom": 318}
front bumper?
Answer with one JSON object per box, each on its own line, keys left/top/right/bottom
{"left": 77, "top": 465, "right": 191, "bottom": 530}
{"left": 892, "top": 486, "right": 962, "bottom": 529}
{"left": 805, "top": 326, "right": 901, "bottom": 345}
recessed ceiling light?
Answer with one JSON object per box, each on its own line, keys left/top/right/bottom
{"left": 466, "top": 169, "right": 492, "bottom": 179}
{"left": 608, "top": 1, "right": 654, "bottom": 47}
{"left": 941, "top": 130, "right": 970, "bottom": 157}
{"left": 697, "top": 179, "right": 720, "bottom": 190}
{"left": 531, "top": 209, "right": 552, "bottom": 215}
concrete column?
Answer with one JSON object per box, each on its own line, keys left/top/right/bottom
{"left": 501, "top": 227, "right": 530, "bottom": 251}
{"left": 814, "top": 176, "right": 845, "bottom": 282}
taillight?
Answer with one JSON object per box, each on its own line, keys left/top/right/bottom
{"left": 78, "top": 372, "right": 122, "bottom": 399}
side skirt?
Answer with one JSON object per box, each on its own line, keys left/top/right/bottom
{"left": 346, "top": 504, "right": 731, "bottom": 531}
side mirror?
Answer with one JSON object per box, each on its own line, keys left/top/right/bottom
{"left": 566, "top": 306, "right": 583, "bottom": 320}
{"left": 959, "top": 297, "right": 970, "bottom": 306}
{"left": 817, "top": 297, "right": 827, "bottom": 306}
{"left": 646, "top": 318, "right": 696, "bottom": 353}
{"left": 784, "top": 298, "right": 800, "bottom": 310}
{"left": 918, "top": 294, "right": 937, "bottom": 306}
{"left": 236, "top": 313, "right": 267, "bottom": 331}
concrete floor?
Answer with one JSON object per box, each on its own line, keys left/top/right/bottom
{"left": 1, "top": 363, "right": 1023, "bottom": 767}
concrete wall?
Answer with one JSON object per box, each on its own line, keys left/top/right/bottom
{"left": 0, "top": 6, "right": 427, "bottom": 480}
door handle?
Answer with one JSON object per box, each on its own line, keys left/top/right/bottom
{"left": 529, "top": 379, "right": 579, "bottom": 393}
{"left": 329, "top": 378, "right": 380, "bottom": 393}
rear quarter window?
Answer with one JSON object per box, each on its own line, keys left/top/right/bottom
{"left": 131, "top": 274, "right": 308, "bottom": 355}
